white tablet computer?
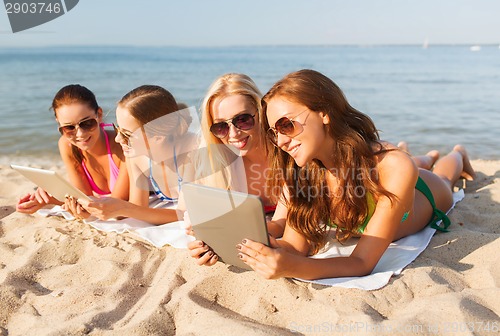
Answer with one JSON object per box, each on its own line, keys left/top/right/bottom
{"left": 11, "top": 164, "right": 91, "bottom": 202}
{"left": 182, "top": 182, "right": 269, "bottom": 270}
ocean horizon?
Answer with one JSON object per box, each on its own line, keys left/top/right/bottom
{"left": 1, "top": 45, "right": 499, "bottom": 160}
{"left": 2, "top": 42, "right": 499, "bottom": 48}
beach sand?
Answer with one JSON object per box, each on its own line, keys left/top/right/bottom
{"left": 0, "top": 158, "right": 498, "bottom": 335}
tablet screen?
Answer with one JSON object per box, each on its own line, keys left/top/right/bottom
{"left": 11, "top": 164, "right": 91, "bottom": 202}
{"left": 182, "top": 183, "right": 269, "bottom": 270}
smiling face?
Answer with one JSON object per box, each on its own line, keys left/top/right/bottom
{"left": 211, "top": 94, "right": 260, "bottom": 157}
{"left": 115, "top": 105, "right": 144, "bottom": 158}
{"left": 56, "top": 103, "right": 101, "bottom": 152}
{"left": 265, "top": 97, "right": 332, "bottom": 167}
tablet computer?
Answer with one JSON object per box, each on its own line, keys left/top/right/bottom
{"left": 182, "top": 182, "right": 269, "bottom": 270}
{"left": 11, "top": 164, "right": 91, "bottom": 202}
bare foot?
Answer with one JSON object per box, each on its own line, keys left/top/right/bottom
{"left": 397, "top": 142, "right": 440, "bottom": 170}
{"left": 425, "top": 150, "right": 440, "bottom": 167}
{"left": 453, "top": 144, "right": 476, "bottom": 181}
{"left": 397, "top": 141, "right": 409, "bottom": 152}
{"left": 414, "top": 150, "right": 440, "bottom": 170}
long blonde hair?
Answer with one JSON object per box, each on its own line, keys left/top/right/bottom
{"left": 196, "top": 73, "right": 263, "bottom": 189}
{"left": 262, "top": 69, "right": 396, "bottom": 253}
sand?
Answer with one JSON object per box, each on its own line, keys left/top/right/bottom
{"left": 0, "top": 158, "right": 498, "bottom": 335}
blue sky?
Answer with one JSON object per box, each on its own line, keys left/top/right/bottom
{"left": 1, "top": 0, "right": 499, "bottom": 47}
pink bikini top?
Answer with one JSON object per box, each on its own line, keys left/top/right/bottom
{"left": 81, "top": 123, "right": 120, "bottom": 196}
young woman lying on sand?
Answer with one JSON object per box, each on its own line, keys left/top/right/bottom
{"left": 237, "top": 69, "right": 475, "bottom": 280}
{"left": 78, "top": 85, "right": 197, "bottom": 225}
{"left": 187, "top": 73, "right": 285, "bottom": 266}
{"left": 16, "top": 84, "right": 129, "bottom": 219}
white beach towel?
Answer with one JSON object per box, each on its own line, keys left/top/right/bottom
{"left": 36, "top": 196, "right": 195, "bottom": 249}
{"left": 37, "top": 205, "right": 76, "bottom": 220}
{"left": 298, "top": 190, "right": 465, "bottom": 290}
{"left": 85, "top": 217, "right": 194, "bottom": 249}
{"left": 37, "top": 191, "right": 465, "bottom": 288}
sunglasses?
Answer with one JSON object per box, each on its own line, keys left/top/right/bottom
{"left": 58, "top": 118, "right": 98, "bottom": 135}
{"left": 267, "top": 109, "right": 309, "bottom": 145}
{"left": 209, "top": 113, "right": 256, "bottom": 139}
{"left": 113, "top": 123, "right": 133, "bottom": 146}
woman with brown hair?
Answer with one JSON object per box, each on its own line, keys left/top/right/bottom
{"left": 79, "top": 85, "right": 197, "bottom": 224}
{"left": 16, "top": 84, "right": 129, "bottom": 217}
{"left": 237, "top": 69, "right": 475, "bottom": 280}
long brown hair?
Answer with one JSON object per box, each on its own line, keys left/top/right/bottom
{"left": 118, "top": 85, "right": 194, "bottom": 164}
{"left": 261, "top": 69, "right": 396, "bottom": 254}
{"left": 118, "top": 85, "right": 179, "bottom": 125}
{"left": 52, "top": 84, "right": 100, "bottom": 166}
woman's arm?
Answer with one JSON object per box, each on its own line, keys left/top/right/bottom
{"left": 58, "top": 137, "right": 93, "bottom": 196}
{"left": 266, "top": 194, "right": 287, "bottom": 238}
{"left": 18, "top": 137, "right": 94, "bottom": 215}
{"left": 81, "top": 194, "right": 181, "bottom": 224}
{"left": 267, "top": 186, "right": 310, "bottom": 254}
{"left": 238, "top": 239, "right": 372, "bottom": 279}
{"left": 79, "top": 182, "right": 181, "bottom": 224}
{"left": 109, "top": 130, "right": 129, "bottom": 200}
{"left": 267, "top": 184, "right": 297, "bottom": 239}
{"left": 347, "top": 150, "right": 419, "bottom": 273}
{"left": 16, "top": 188, "right": 62, "bottom": 213}
{"left": 80, "top": 157, "right": 181, "bottom": 224}
{"left": 110, "top": 156, "right": 130, "bottom": 200}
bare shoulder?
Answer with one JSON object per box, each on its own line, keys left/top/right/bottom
{"left": 57, "top": 136, "right": 81, "bottom": 173}
{"left": 57, "top": 136, "right": 73, "bottom": 158}
{"left": 106, "top": 129, "right": 125, "bottom": 161}
{"left": 128, "top": 155, "right": 148, "bottom": 175}
{"left": 374, "top": 142, "right": 417, "bottom": 183}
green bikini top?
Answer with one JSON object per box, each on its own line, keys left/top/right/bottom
{"left": 328, "top": 192, "right": 409, "bottom": 234}
{"left": 358, "top": 192, "right": 377, "bottom": 233}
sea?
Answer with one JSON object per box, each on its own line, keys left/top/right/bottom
{"left": 1, "top": 45, "right": 499, "bottom": 165}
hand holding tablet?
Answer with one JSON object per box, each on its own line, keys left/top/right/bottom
{"left": 11, "top": 165, "right": 91, "bottom": 202}
{"left": 182, "top": 183, "right": 270, "bottom": 270}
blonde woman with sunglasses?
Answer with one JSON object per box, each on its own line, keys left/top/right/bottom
{"left": 16, "top": 84, "right": 129, "bottom": 217}
{"left": 237, "top": 69, "right": 475, "bottom": 280}
{"left": 78, "top": 85, "right": 197, "bottom": 224}
{"left": 187, "top": 73, "right": 286, "bottom": 266}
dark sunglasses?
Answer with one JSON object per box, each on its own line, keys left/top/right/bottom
{"left": 58, "top": 118, "right": 98, "bottom": 135}
{"left": 113, "top": 123, "right": 133, "bottom": 146}
{"left": 267, "top": 110, "right": 309, "bottom": 145}
{"left": 209, "top": 113, "right": 256, "bottom": 139}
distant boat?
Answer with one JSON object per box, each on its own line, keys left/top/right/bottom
{"left": 470, "top": 45, "right": 481, "bottom": 51}
{"left": 422, "top": 38, "right": 429, "bottom": 49}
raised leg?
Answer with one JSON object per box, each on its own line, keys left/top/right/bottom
{"left": 397, "top": 141, "right": 440, "bottom": 170}
{"left": 432, "top": 144, "right": 475, "bottom": 189}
